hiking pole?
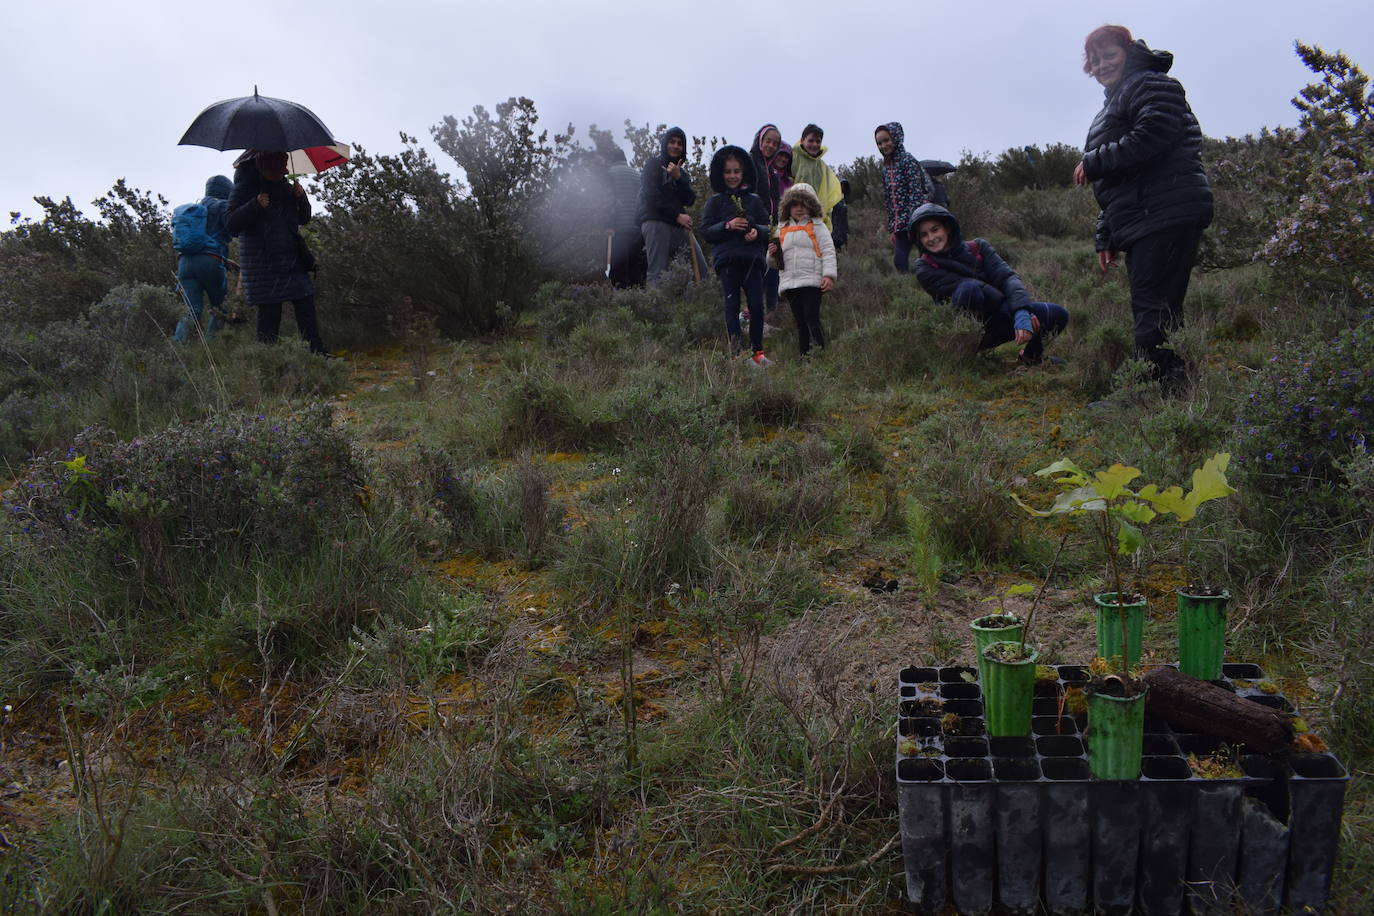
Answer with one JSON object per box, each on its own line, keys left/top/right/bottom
{"left": 605, "top": 229, "right": 614, "bottom": 280}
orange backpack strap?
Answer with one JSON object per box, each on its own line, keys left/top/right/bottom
{"left": 780, "top": 222, "right": 822, "bottom": 258}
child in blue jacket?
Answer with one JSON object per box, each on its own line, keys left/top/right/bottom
{"left": 701, "top": 145, "right": 773, "bottom": 364}
{"left": 911, "top": 203, "right": 1068, "bottom": 365}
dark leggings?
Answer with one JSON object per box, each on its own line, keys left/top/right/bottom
{"left": 719, "top": 258, "right": 765, "bottom": 352}
{"left": 892, "top": 230, "right": 915, "bottom": 273}
{"left": 950, "top": 281, "right": 1068, "bottom": 360}
{"left": 1125, "top": 224, "right": 1204, "bottom": 382}
{"left": 257, "top": 294, "right": 326, "bottom": 354}
{"left": 786, "top": 286, "right": 826, "bottom": 354}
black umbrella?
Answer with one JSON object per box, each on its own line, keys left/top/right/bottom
{"left": 920, "top": 159, "right": 957, "bottom": 177}
{"left": 179, "top": 88, "right": 335, "bottom": 152}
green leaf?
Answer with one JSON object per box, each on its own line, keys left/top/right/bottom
{"left": 1012, "top": 485, "right": 1105, "bottom": 517}
{"left": 1116, "top": 500, "right": 1157, "bottom": 525}
{"left": 1034, "top": 458, "right": 1087, "bottom": 482}
{"left": 1137, "top": 483, "right": 1189, "bottom": 516}
{"left": 1092, "top": 464, "right": 1141, "bottom": 500}
{"left": 1005, "top": 584, "right": 1035, "bottom": 597}
{"left": 1116, "top": 519, "right": 1145, "bottom": 555}
{"left": 1177, "top": 452, "right": 1236, "bottom": 522}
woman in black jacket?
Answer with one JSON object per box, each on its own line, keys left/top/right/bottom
{"left": 226, "top": 150, "right": 328, "bottom": 354}
{"left": 1073, "top": 25, "right": 1212, "bottom": 389}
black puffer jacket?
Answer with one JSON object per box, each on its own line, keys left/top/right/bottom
{"left": 636, "top": 127, "right": 696, "bottom": 226}
{"left": 700, "top": 145, "right": 770, "bottom": 268}
{"left": 1081, "top": 40, "right": 1213, "bottom": 252}
{"left": 910, "top": 203, "right": 1034, "bottom": 331}
{"left": 225, "top": 164, "right": 314, "bottom": 305}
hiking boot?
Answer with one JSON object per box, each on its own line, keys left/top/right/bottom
{"left": 749, "top": 351, "right": 772, "bottom": 368}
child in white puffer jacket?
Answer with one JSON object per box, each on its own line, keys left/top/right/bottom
{"left": 767, "top": 183, "right": 837, "bottom": 357}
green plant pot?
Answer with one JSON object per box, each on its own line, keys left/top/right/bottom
{"left": 1177, "top": 589, "right": 1229, "bottom": 680}
{"left": 1086, "top": 685, "right": 1148, "bottom": 779}
{"left": 971, "top": 614, "right": 1024, "bottom": 686}
{"left": 981, "top": 642, "right": 1038, "bottom": 737}
{"left": 1094, "top": 592, "right": 1146, "bottom": 668}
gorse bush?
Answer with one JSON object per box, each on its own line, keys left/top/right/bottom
{"left": 4, "top": 406, "right": 364, "bottom": 559}
{"left": 1231, "top": 315, "right": 1374, "bottom": 504}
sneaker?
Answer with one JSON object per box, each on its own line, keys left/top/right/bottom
{"left": 749, "top": 351, "right": 772, "bottom": 367}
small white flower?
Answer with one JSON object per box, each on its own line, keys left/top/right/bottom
{"left": 612, "top": 467, "right": 621, "bottom": 475}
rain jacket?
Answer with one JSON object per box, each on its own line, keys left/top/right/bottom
{"left": 700, "top": 145, "right": 770, "bottom": 268}
{"left": 768, "top": 184, "right": 837, "bottom": 293}
{"left": 201, "top": 175, "right": 233, "bottom": 255}
{"left": 1082, "top": 39, "right": 1213, "bottom": 252}
{"left": 910, "top": 203, "right": 1034, "bottom": 333}
{"left": 770, "top": 142, "right": 794, "bottom": 202}
{"left": 225, "top": 164, "right": 314, "bottom": 306}
{"left": 749, "top": 123, "right": 784, "bottom": 224}
{"left": 876, "top": 122, "right": 933, "bottom": 234}
{"left": 636, "top": 126, "right": 696, "bottom": 226}
{"left": 789, "top": 138, "right": 843, "bottom": 231}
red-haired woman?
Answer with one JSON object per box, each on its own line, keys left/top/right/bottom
{"left": 1073, "top": 25, "right": 1212, "bottom": 390}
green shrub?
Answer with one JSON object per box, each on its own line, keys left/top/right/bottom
{"left": 1231, "top": 316, "right": 1374, "bottom": 511}
{"left": 832, "top": 307, "right": 983, "bottom": 387}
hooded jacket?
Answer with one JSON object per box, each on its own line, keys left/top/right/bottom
{"left": 636, "top": 126, "right": 696, "bottom": 226}
{"left": 770, "top": 141, "right": 794, "bottom": 201}
{"left": 200, "top": 175, "right": 233, "bottom": 255}
{"left": 876, "top": 122, "right": 934, "bottom": 234}
{"left": 768, "top": 184, "right": 837, "bottom": 292}
{"left": 700, "top": 145, "right": 771, "bottom": 267}
{"left": 790, "top": 137, "right": 843, "bottom": 231}
{"left": 604, "top": 148, "right": 642, "bottom": 235}
{"left": 1082, "top": 39, "right": 1213, "bottom": 251}
{"left": 910, "top": 203, "right": 1034, "bottom": 332}
{"left": 749, "top": 124, "right": 784, "bottom": 223}
{"left": 225, "top": 163, "right": 314, "bottom": 306}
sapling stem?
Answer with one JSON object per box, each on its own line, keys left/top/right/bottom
{"left": 1021, "top": 531, "right": 1069, "bottom": 657}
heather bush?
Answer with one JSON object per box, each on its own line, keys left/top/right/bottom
{"left": 831, "top": 306, "right": 984, "bottom": 387}
{"left": 1231, "top": 315, "right": 1374, "bottom": 511}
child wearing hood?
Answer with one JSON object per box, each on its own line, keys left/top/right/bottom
{"left": 874, "top": 122, "right": 934, "bottom": 272}
{"left": 173, "top": 174, "right": 235, "bottom": 343}
{"left": 790, "top": 124, "right": 843, "bottom": 230}
{"left": 911, "top": 202, "right": 1068, "bottom": 365}
{"left": 701, "top": 145, "right": 772, "bottom": 364}
{"left": 636, "top": 126, "right": 707, "bottom": 284}
{"left": 767, "top": 183, "right": 837, "bottom": 358}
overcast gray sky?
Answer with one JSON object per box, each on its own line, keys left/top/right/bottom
{"left": 4, "top": 0, "right": 1372, "bottom": 220}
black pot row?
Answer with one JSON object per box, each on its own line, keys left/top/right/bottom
{"left": 895, "top": 663, "right": 1348, "bottom": 914}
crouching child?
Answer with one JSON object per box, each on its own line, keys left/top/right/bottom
{"left": 911, "top": 203, "right": 1068, "bottom": 365}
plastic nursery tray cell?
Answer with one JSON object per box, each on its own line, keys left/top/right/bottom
{"left": 899, "top": 666, "right": 940, "bottom": 685}
{"left": 1041, "top": 756, "right": 1091, "bottom": 914}
{"left": 1175, "top": 734, "right": 1223, "bottom": 756}
{"left": 1189, "top": 779, "right": 1244, "bottom": 914}
{"left": 899, "top": 685, "right": 917, "bottom": 699}
{"left": 988, "top": 736, "right": 1035, "bottom": 758}
{"left": 1091, "top": 780, "right": 1142, "bottom": 915}
{"left": 1139, "top": 756, "right": 1194, "bottom": 915}
{"left": 1032, "top": 696, "right": 1063, "bottom": 716}
{"left": 1056, "top": 664, "right": 1089, "bottom": 684}
{"left": 1238, "top": 795, "right": 1289, "bottom": 916}
{"left": 938, "top": 682, "right": 979, "bottom": 701}
{"left": 993, "top": 756, "right": 1043, "bottom": 913}
{"left": 1036, "top": 735, "right": 1085, "bottom": 758}
{"left": 1207, "top": 678, "right": 1237, "bottom": 692}
{"left": 1286, "top": 753, "right": 1350, "bottom": 913}
{"left": 938, "top": 665, "right": 978, "bottom": 684}
{"left": 1142, "top": 713, "right": 1171, "bottom": 734}
{"left": 942, "top": 698, "right": 983, "bottom": 719}
{"left": 1033, "top": 680, "right": 1061, "bottom": 699}
{"left": 1032, "top": 714, "right": 1076, "bottom": 736}
{"left": 945, "top": 758, "right": 995, "bottom": 915}
{"left": 1245, "top": 694, "right": 1296, "bottom": 713}
{"left": 1142, "top": 734, "right": 1179, "bottom": 757}
{"left": 1239, "top": 754, "right": 1289, "bottom": 823}
{"left": 897, "top": 758, "right": 947, "bottom": 910}
{"left": 899, "top": 717, "right": 942, "bottom": 740}
{"left": 944, "top": 737, "right": 988, "bottom": 759}
{"left": 899, "top": 699, "right": 943, "bottom": 718}
{"left": 1223, "top": 663, "right": 1263, "bottom": 679}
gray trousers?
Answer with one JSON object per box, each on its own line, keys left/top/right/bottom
{"left": 641, "top": 219, "right": 707, "bottom": 285}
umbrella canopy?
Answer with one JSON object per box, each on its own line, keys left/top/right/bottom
{"left": 179, "top": 89, "right": 335, "bottom": 152}
{"left": 287, "top": 144, "right": 351, "bottom": 175}
{"left": 920, "top": 159, "right": 957, "bottom": 177}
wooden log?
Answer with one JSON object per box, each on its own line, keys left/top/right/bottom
{"left": 1141, "top": 667, "right": 1294, "bottom": 752}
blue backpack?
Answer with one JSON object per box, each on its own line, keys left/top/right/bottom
{"left": 172, "top": 202, "right": 219, "bottom": 255}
